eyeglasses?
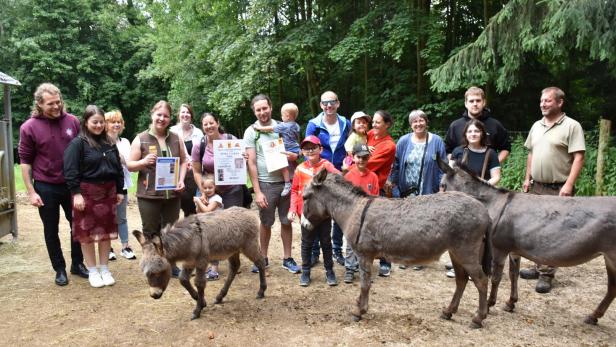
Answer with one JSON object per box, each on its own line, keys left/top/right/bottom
{"left": 321, "top": 100, "right": 338, "bottom": 106}
{"left": 302, "top": 146, "right": 319, "bottom": 153}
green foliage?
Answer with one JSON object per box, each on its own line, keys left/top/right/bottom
{"left": 499, "top": 135, "right": 527, "bottom": 191}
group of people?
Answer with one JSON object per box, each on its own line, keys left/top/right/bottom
{"left": 19, "top": 83, "right": 585, "bottom": 294}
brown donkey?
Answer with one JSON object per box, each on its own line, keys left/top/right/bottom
{"left": 133, "top": 207, "right": 267, "bottom": 320}
{"left": 301, "top": 170, "right": 492, "bottom": 328}
{"left": 438, "top": 156, "right": 616, "bottom": 325}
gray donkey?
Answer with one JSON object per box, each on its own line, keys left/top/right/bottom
{"left": 133, "top": 207, "right": 267, "bottom": 320}
{"left": 301, "top": 170, "right": 493, "bottom": 328}
{"left": 438, "top": 156, "right": 616, "bottom": 325}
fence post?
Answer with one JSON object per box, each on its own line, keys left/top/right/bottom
{"left": 595, "top": 118, "right": 611, "bottom": 196}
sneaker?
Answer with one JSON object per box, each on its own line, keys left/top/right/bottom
{"left": 206, "top": 269, "right": 219, "bottom": 281}
{"left": 171, "top": 266, "right": 181, "bottom": 278}
{"left": 282, "top": 257, "right": 301, "bottom": 274}
{"left": 109, "top": 248, "right": 117, "bottom": 261}
{"left": 334, "top": 253, "right": 345, "bottom": 266}
{"left": 446, "top": 269, "right": 455, "bottom": 278}
{"left": 299, "top": 271, "right": 311, "bottom": 287}
{"left": 121, "top": 247, "right": 137, "bottom": 260}
{"left": 326, "top": 270, "right": 338, "bottom": 286}
{"left": 251, "top": 257, "right": 269, "bottom": 273}
{"left": 444, "top": 262, "right": 453, "bottom": 270}
{"left": 378, "top": 264, "right": 391, "bottom": 277}
{"left": 100, "top": 271, "right": 116, "bottom": 286}
{"left": 520, "top": 268, "right": 540, "bottom": 280}
{"left": 344, "top": 270, "right": 355, "bottom": 284}
{"left": 88, "top": 272, "right": 104, "bottom": 288}
{"left": 399, "top": 265, "right": 408, "bottom": 270}
{"left": 281, "top": 182, "right": 292, "bottom": 196}
{"left": 412, "top": 265, "right": 424, "bottom": 271}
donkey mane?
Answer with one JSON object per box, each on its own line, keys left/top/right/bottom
{"left": 332, "top": 174, "right": 370, "bottom": 198}
{"left": 454, "top": 160, "right": 510, "bottom": 194}
{"left": 161, "top": 215, "right": 201, "bottom": 246}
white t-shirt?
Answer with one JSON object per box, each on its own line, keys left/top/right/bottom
{"left": 324, "top": 120, "right": 340, "bottom": 154}
{"left": 116, "top": 137, "right": 132, "bottom": 190}
{"left": 208, "top": 194, "right": 224, "bottom": 211}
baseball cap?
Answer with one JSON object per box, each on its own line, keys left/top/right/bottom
{"left": 350, "top": 111, "right": 371, "bottom": 124}
{"left": 301, "top": 135, "right": 321, "bottom": 148}
{"left": 352, "top": 143, "right": 370, "bottom": 157}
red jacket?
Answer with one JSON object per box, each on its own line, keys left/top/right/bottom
{"left": 290, "top": 159, "right": 340, "bottom": 215}
{"left": 344, "top": 167, "right": 379, "bottom": 196}
{"left": 366, "top": 129, "right": 396, "bottom": 190}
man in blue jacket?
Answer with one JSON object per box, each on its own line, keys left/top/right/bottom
{"left": 305, "top": 91, "right": 351, "bottom": 266}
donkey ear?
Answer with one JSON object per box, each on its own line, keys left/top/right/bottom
{"left": 436, "top": 155, "right": 454, "bottom": 175}
{"left": 133, "top": 230, "right": 146, "bottom": 245}
{"left": 151, "top": 234, "right": 165, "bottom": 255}
{"left": 313, "top": 168, "right": 328, "bottom": 186}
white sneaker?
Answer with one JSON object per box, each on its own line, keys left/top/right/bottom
{"left": 121, "top": 247, "right": 137, "bottom": 260}
{"left": 89, "top": 272, "right": 104, "bottom": 288}
{"left": 109, "top": 248, "right": 117, "bottom": 261}
{"left": 446, "top": 269, "right": 455, "bottom": 278}
{"left": 100, "top": 271, "right": 116, "bottom": 286}
{"left": 281, "top": 182, "right": 292, "bottom": 196}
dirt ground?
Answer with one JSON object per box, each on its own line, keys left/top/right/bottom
{"left": 1, "top": 198, "right": 615, "bottom": 347}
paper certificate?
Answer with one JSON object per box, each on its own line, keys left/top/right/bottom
{"left": 155, "top": 157, "right": 179, "bottom": 190}
{"left": 213, "top": 139, "right": 247, "bottom": 186}
{"left": 262, "top": 138, "right": 288, "bottom": 173}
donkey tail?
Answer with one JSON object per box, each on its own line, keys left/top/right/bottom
{"left": 481, "top": 220, "right": 493, "bottom": 276}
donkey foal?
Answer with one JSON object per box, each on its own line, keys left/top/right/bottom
{"left": 133, "top": 207, "right": 267, "bottom": 320}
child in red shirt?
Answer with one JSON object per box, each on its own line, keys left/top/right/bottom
{"left": 342, "top": 143, "right": 379, "bottom": 283}
{"left": 288, "top": 135, "right": 340, "bottom": 287}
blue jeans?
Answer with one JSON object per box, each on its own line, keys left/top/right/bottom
{"left": 116, "top": 195, "right": 128, "bottom": 244}
{"left": 312, "top": 221, "right": 343, "bottom": 259}
{"left": 34, "top": 181, "right": 84, "bottom": 271}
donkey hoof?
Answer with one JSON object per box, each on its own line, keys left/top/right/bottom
{"left": 440, "top": 311, "right": 453, "bottom": 320}
{"left": 584, "top": 316, "right": 598, "bottom": 325}
{"left": 191, "top": 312, "right": 201, "bottom": 320}
{"left": 214, "top": 297, "right": 223, "bottom": 304}
{"left": 471, "top": 318, "right": 483, "bottom": 329}
{"left": 503, "top": 303, "right": 515, "bottom": 312}
{"left": 256, "top": 292, "right": 265, "bottom": 299}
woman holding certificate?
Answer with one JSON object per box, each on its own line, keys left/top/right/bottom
{"left": 127, "top": 101, "right": 187, "bottom": 244}
{"left": 192, "top": 112, "right": 244, "bottom": 209}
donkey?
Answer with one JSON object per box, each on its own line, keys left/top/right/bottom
{"left": 301, "top": 169, "right": 493, "bottom": 328}
{"left": 437, "top": 156, "right": 616, "bottom": 325}
{"left": 133, "top": 207, "right": 267, "bottom": 320}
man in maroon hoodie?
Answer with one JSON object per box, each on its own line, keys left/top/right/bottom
{"left": 19, "top": 83, "right": 88, "bottom": 286}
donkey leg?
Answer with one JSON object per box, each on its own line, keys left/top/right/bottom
{"left": 584, "top": 256, "right": 616, "bottom": 325}
{"left": 191, "top": 266, "right": 207, "bottom": 320}
{"left": 352, "top": 256, "right": 373, "bottom": 322}
{"left": 441, "top": 259, "right": 468, "bottom": 321}
{"left": 243, "top": 243, "right": 267, "bottom": 299}
{"left": 505, "top": 254, "right": 521, "bottom": 312}
{"left": 466, "top": 264, "right": 489, "bottom": 329}
{"left": 215, "top": 254, "right": 240, "bottom": 304}
{"left": 179, "top": 266, "right": 198, "bottom": 301}
{"left": 488, "top": 250, "right": 508, "bottom": 307}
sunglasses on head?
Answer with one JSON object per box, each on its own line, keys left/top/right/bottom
{"left": 321, "top": 100, "right": 337, "bottom": 106}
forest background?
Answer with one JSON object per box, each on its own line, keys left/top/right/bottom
{"left": 1, "top": 0, "right": 615, "bottom": 194}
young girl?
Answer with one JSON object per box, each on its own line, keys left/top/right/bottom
{"left": 193, "top": 174, "right": 224, "bottom": 280}
{"left": 63, "top": 105, "right": 125, "bottom": 288}
{"left": 287, "top": 135, "right": 340, "bottom": 287}
{"left": 451, "top": 119, "right": 501, "bottom": 186}
{"left": 342, "top": 111, "right": 371, "bottom": 171}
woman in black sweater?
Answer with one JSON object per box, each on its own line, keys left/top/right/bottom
{"left": 63, "top": 105, "right": 124, "bottom": 288}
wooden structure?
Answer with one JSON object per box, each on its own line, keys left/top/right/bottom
{"left": 0, "top": 72, "right": 20, "bottom": 239}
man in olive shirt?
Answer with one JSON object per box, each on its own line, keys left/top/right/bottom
{"left": 520, "top": 86, "right": 586, "bottom": 293}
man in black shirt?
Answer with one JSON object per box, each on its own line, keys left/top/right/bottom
{"left": 445, "top": 86, "right": 511, "bottom": 163}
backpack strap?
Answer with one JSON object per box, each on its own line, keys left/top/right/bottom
{"left": 199, "top": 135, "right": 207, "bottom": 164}
{"left": 480, "top": 148, "right": 494, "bottom": 180}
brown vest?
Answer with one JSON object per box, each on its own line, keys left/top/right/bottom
{"left": 136, "top": 130, "right": 182, "bottom": 199}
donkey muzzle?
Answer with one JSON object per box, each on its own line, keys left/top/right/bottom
{"left": 150, "top": 287, "right": 164, "bottom": 299}
{"left": 300, "top": 214, "right": 314, "bottom": 230}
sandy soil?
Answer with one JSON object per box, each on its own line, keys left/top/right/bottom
{"left": 0, "top": 198, "right": 614, "bottom": 346}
